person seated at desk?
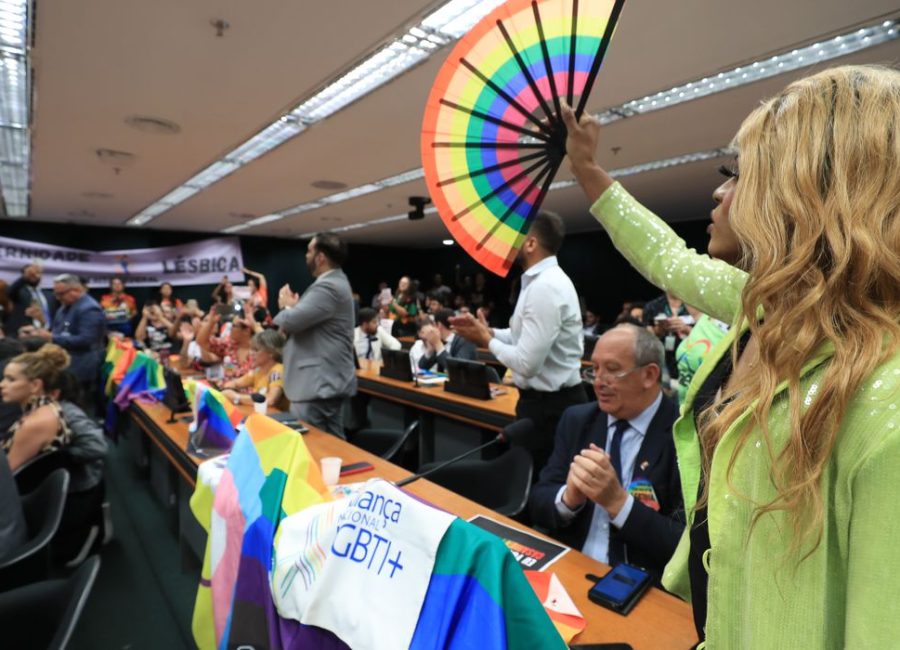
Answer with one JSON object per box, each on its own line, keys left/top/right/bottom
{"left": 135, "top": 300, "right": 176, "bottom": 355}
{"left": 220, "top": 330, "right": 288, "bottom": 410}
{"left": 196, "top": 311, "right": 254, "bottom": 381}
{"left": 0, "top": 344, "right": 75, "bottom": 471}
{"left": 354, "top": 307, "right": 401, "bottom": 362}
{"left": 418, "top": 308, "right": 477, "bottom": 372}
{"left": 529, "top": 324, "right": 683, "bottom": 582}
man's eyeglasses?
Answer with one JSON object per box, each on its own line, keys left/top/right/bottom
{"left": 581, "top": 364, "right": 649, "bottom": 384}
{"left": 53, "top": 288, "right": 75, "bottom": 299}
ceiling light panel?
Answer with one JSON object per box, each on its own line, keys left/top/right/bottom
{"left": 0, "top": 0, "right": 28, "bottom": 218}
{"left": 263, "top": 16, "right": 898, "bottom": 231}
{"left": 596, "top": 19, "right": 899, "bottom": 125}
{"left": 129, "top": 0, "right": 505, "bottom": 227}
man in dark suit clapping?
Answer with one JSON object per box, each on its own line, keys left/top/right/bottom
{"left": 529, "top": 324, "right": 683, "bottom": 582}
{"left": 418, "top": 308, "right": 477, "bottom": 372}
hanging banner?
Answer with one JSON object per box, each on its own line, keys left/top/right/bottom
{"left": 0, "top": 235, "right": 244, "bottom": 288}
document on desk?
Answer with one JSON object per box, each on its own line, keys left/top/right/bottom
{"left": 469, "top": 514, "right": 569, "bottom": 571}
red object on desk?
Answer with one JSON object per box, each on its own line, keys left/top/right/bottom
{"left": 339, "top": 461, "right": 375, "bottom": 477}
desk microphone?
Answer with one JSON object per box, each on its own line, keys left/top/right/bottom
{"left": 395, "top": 418, "right": 535, "bottom": 488}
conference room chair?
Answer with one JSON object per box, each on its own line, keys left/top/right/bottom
{"left": 349, "top": 420, "right": 420, "bottom": 470}
{"left": 14, "top": 451, "right": 111, "bottom": 568}
{"left": 0, "top": 469, "right": 69, "bottom": 590}
{"left": 0, "top": 555, "right": 100, "bottom": 650}
{"left": 418, "top": 446, "right": 533, "bottom": 517}
{"left": 13, "top": 450, "right": 66, "bottom": 495}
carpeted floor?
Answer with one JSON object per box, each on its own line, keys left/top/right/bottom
{"left": 70, "top": 435, "right": 198, "bottom": 649}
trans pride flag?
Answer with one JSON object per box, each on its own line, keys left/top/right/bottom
{"left": 192, "top": 421, "right": 565, "bottom": 649}
{"left": 188, "top": 382, "right": 244, "bottom": 452}
{"left": 190, "top": 414, "right": 332, "bottom": 650}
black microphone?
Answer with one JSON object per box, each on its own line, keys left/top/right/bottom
{"left": 249, "top": 392, "right": 266, "bottom": 404}
{"left": 395, "top": 418, "right": 534, "bottom": 488}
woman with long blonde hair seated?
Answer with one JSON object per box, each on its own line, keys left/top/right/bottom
{"left": 561, "top": 65, "right": 900, "bottom": 646}
{"left": 0, "top": 344, "right": 73, "bottom": 471}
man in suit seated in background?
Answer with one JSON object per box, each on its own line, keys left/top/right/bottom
{"left": 353, "top": 307, "right": 401, "bottom": 362}
{"left": 419, "top": 308, "right": 477, "bottom": 372}
{"left": 529, "top": 324, "right": 683, "bottom": 582}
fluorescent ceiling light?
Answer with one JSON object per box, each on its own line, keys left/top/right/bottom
{"left": 263, "top": 17, "right": 898, "bottom": 230}
{"left": 160, "top": 14, "right": 898, "bottom": 231}
{"left": 225, "top": 167, "right": 427, "bottom": 232}
{"left": 315, "top": 149, "right": 731, "bottom": 237}
{"left": 297, "top": 208, "right": 438, "bottom": 239}
{"left": 0, "top": 0, "right": 29, "bottom": 218}
{"left": 596, "top": 19, "right": 898, "bottom": 124}
{"left": 421, "top": 0, "right": 506, "bottom": 38}
{"left": 131, "top": 0, "right": 499, "bottom": 228}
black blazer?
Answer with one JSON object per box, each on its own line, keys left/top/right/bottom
{"left": 418, "top": 334, "right": 477, "bottom": 372}
{"left": 529, "top": 397, "right": 684, "bottom": 581}
{"left": 6, "top": 277, "right": 55, "bottom": 336}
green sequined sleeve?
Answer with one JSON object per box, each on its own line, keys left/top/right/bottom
{"left": 590, "top": 182, "right": 748, "bottom": 324}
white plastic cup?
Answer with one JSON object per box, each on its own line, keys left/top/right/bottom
{"left": 253, "top": 401, "right": 268, "bottom": 415}
{"left": 320, "top": 457, "right": 342, "bottom": 486}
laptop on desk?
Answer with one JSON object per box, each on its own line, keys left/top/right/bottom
{"left": 380, "top": 348, "right": 414, "bottom": 382}
{"left": 444, "top": 358, "right": 493, "bottom": 400}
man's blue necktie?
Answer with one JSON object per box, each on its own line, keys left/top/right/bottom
{"left": 609, "top": 419, "right": 630, "bottom": 483}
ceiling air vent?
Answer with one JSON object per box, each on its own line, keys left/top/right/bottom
{"left": 125, "top": 115, "right": 182, "bottom": 135}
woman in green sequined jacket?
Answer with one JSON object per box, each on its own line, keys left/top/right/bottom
{"left": 561, "top": 65, "right": 900, "bottom": 648}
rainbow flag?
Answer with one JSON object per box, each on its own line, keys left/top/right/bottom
{"left": 190, "top": 414, "right": 332, "bottom": 650}
{"left": 188, "top": 382, "right": 244, "bottom": 452}
{"left": 102, "top": 337, "right": 136, "bottom": 396}
{"left": 112, "top": 352, "right": 165, "bottom": 410}
{"left": 409, "top": 519, "right": 567, "bottom": 649}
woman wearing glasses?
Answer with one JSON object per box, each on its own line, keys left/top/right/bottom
{"left": 561, "top": 65, "right": 900, "bottom": 647}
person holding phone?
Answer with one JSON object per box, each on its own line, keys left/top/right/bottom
{"left": 561, "top": 66, "right": 900, "bottom": 647}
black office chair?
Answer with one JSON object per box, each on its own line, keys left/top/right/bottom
{"left": 0, "top": 468, "right": 70, "bottom": 590}
{"left": 350, "top": 421, "right": 420, "bottom": 470}
{"left": 419, "top": 446, "right": 533, "bottom": 517}
{"left": 13, "top": 450, "right": 66, "bottom": 495}
{"left": 0, "top": 555, "right": 100, "bottom": 649}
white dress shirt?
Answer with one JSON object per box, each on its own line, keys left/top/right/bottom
{"left": 353, "top": 326, "right": 401, "bottom": 362}
{"left": 488, "top": 256, "right": 583, "bottom": 391}
{"left": 554, "top": 392, "right": 663, "bottom": 564}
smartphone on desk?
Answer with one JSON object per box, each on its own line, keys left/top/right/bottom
{"left": 587, "top": 563, "right": 652, "bottom": 616}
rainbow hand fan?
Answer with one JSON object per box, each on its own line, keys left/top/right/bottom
{"left": 422, "top": 0, "right": 625, "bottom": 276}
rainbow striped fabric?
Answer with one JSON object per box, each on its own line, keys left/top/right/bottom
{"left": 190, "top": 414, "right": 332, "bottom": 650}
{"left": 102, "top": 337, "right": 137, "bottom": 396}
{"left": 409, "top": 519, "right": 567, "bottom": 649}
{"left": 188, "top": 382, "right": 245, "bottom": 452}
{"left": 111, "top": 351, "right": 165, "bottom": 410}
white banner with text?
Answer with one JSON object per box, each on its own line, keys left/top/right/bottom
{"left": 0, "top": 235, "right": 245, "bottom": 288}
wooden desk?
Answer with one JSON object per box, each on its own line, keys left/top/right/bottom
{"left": 127, "top": 398, "right": 696, "bottom": 649}
{"left": 355, "top": 359, "right": 517, "bottom": 432}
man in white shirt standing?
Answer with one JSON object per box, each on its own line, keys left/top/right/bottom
{"left": 353, "top": 307, "right": 401, "bottom": 362}
{"left": 451, "top": 212, "right": 587, "bottom": 473}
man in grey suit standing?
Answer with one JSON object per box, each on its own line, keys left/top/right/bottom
{"left": 274, "top": 232, "right": 357, "bottom": 437}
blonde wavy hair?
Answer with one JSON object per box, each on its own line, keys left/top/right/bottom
{"left": 10, "top": 343, "right": 71, "bottom": 391}
{"left": 698, "top": 65, "right": 900, "bottom": 556}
